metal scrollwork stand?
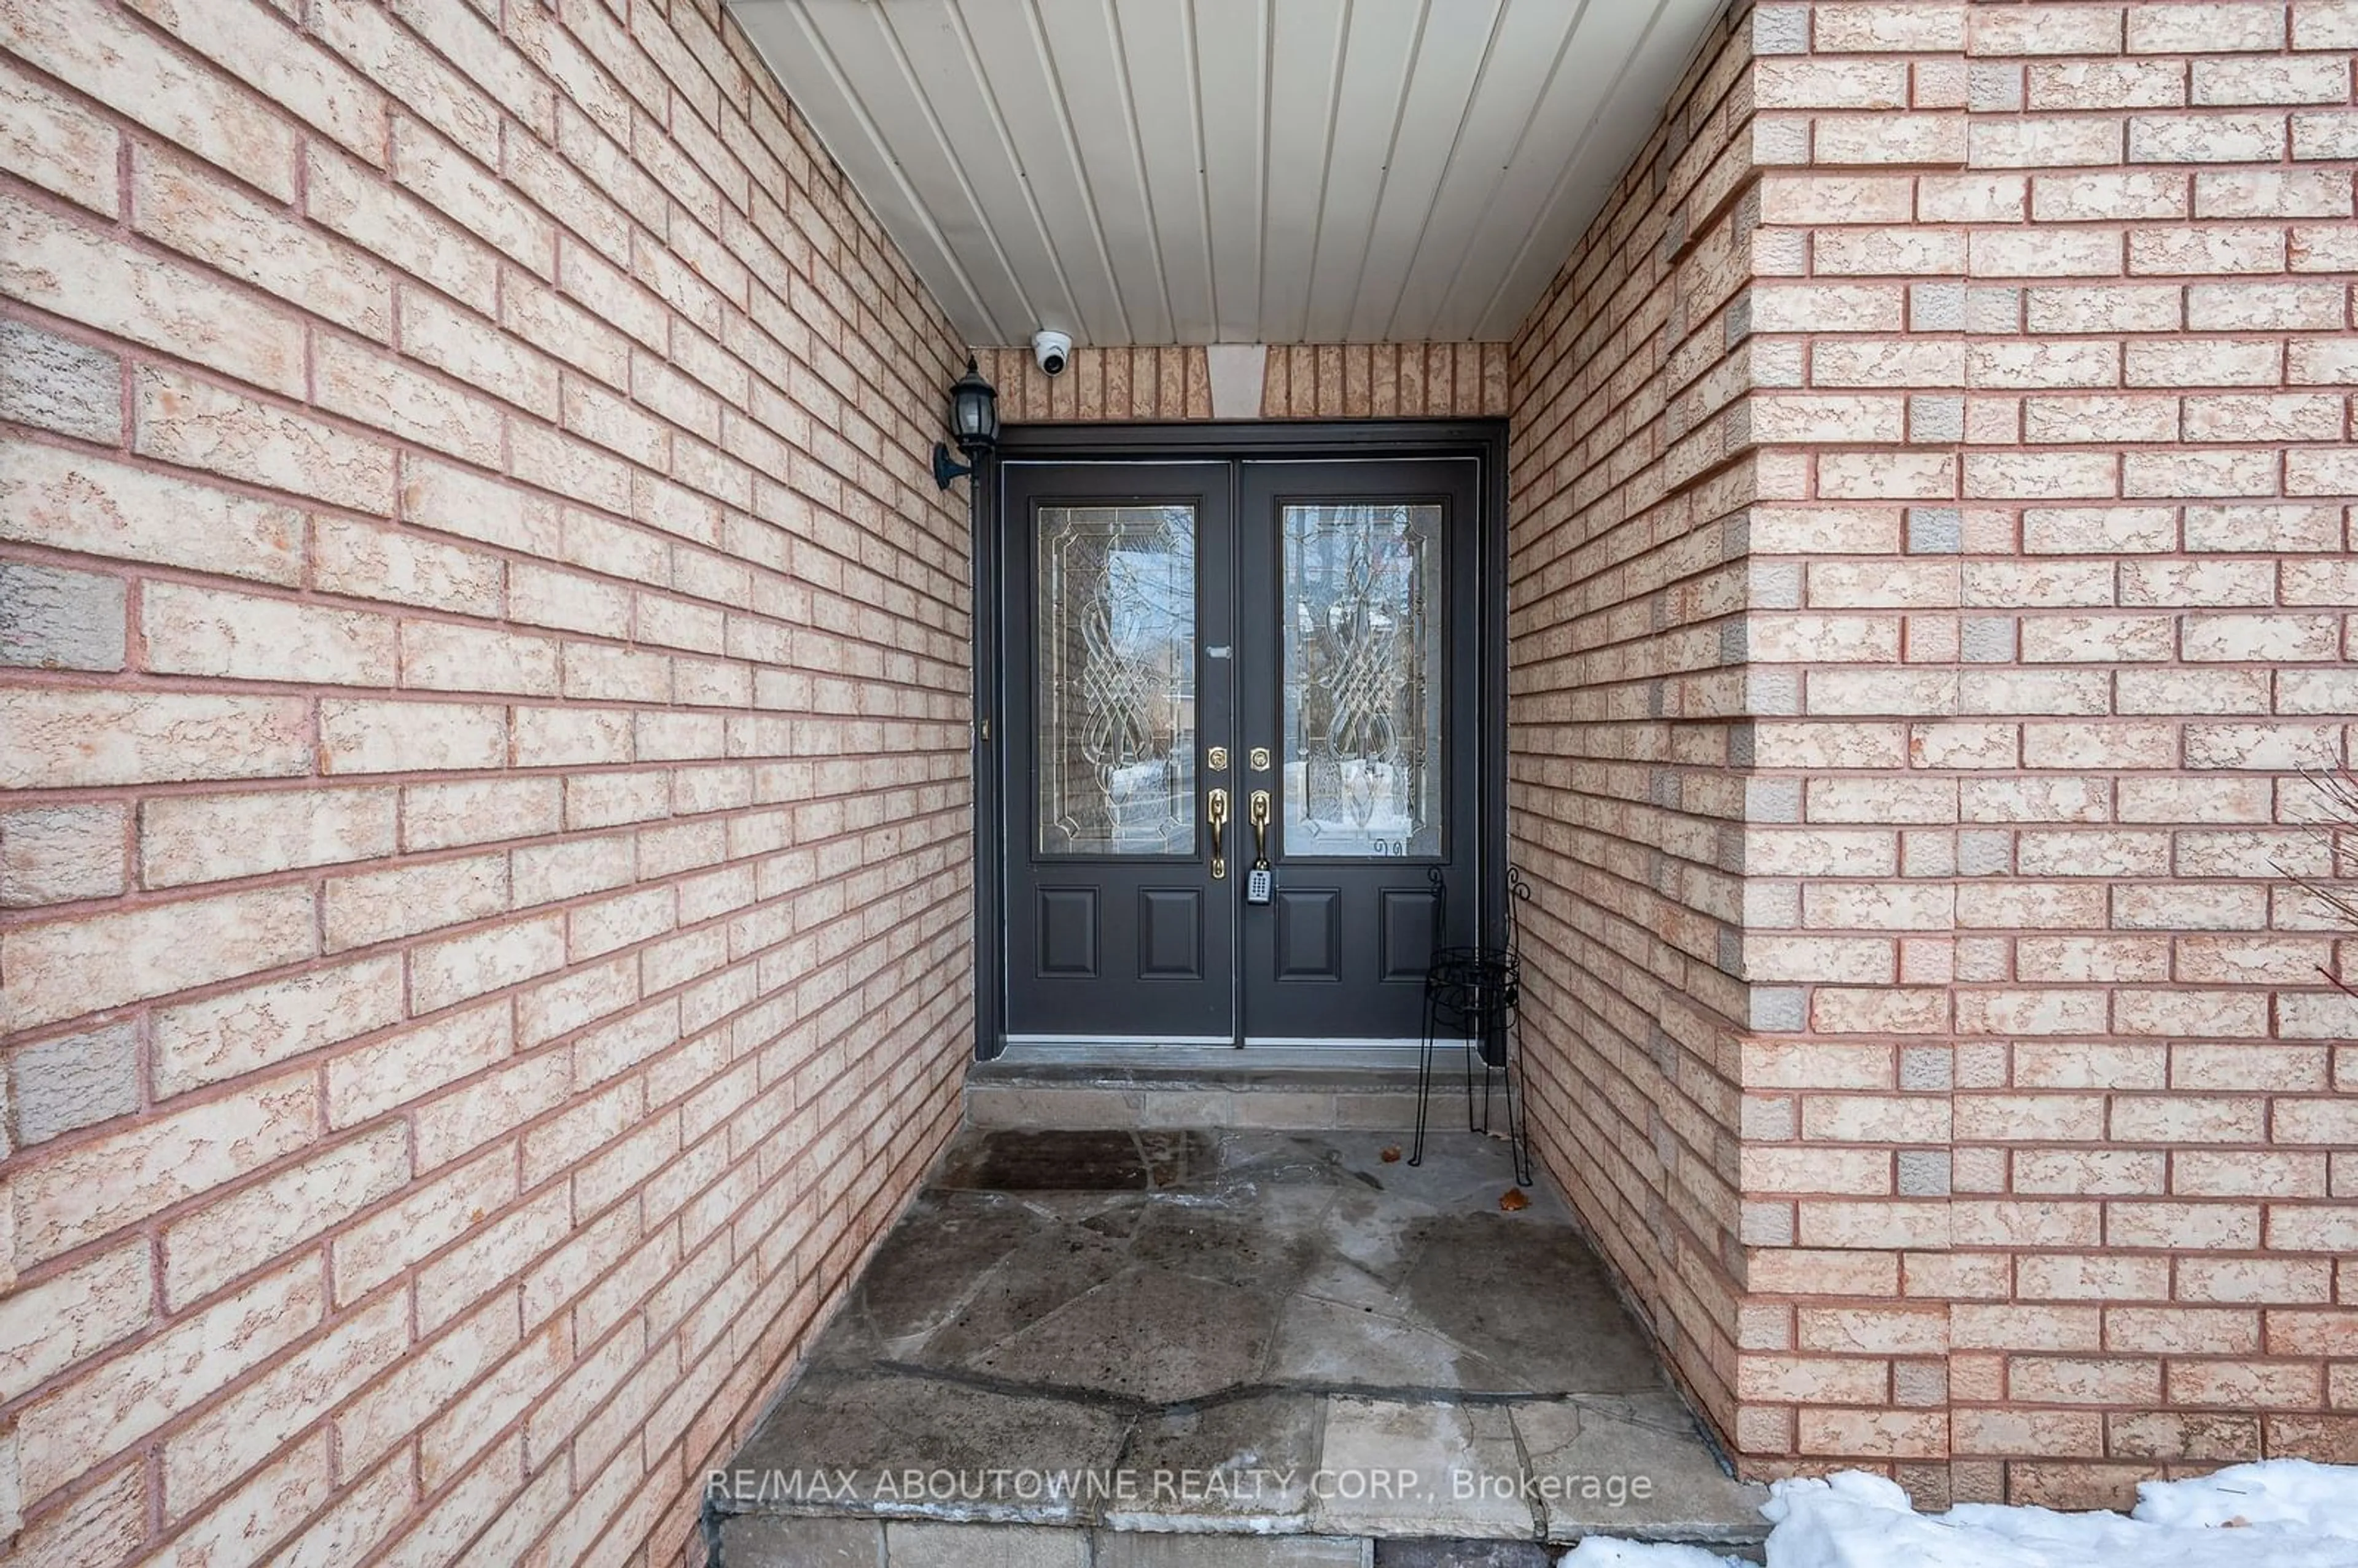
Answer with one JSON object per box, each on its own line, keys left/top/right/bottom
{"left": 1410, "top": 864, "right": 1534, "bottom": 1185}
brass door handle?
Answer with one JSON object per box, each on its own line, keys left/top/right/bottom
{"left": 1208, "top": 788, "right": 1230, "bottom": 880}
{"left": 1249, "top": 790, "right": 1270, "bottom": 863}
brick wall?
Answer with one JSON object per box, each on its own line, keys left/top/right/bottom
{"left": 1738, "top": 0, "right": 2358, "bottom": 1508}
{"left": 1512, "top": 0, "right": 2358, "bottom": 1510}
{"left": 0, "top": 1, "right": 973, "bottom": 1562}
{"left": 970, "top": 341, "right": 1509, "bottom": 422}
{"left": 1504, "top": 1, "right": 1762, "bottom": 1464}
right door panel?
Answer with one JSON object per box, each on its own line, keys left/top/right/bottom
{"left": 1237, "top": 459, "right": 1481, "bottom": 1042}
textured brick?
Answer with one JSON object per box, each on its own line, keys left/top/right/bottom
{"left": 142, "top": 581, "right": 397, "bottom": 686}
{"left": 134, "top": 367, "right": 397, "bottom": 513}
{"left": 2, "top": 886, "right": 317, "bottom": 1032}
{"left": 0, "top": 805, "right": 129, "bottom": 909}
{"left": 10, "top": 1071, "right": 318, "bottom": 1267}
{"left": 323, "top": 852, "right": 507, "bottom": 952}
{"left": 158, "top": 1430, "right": 334, "bottom": 1564}
{"left": 400, "top": 620, "right": 561, "bottom": 696}
{"left": 121, "top": 0, "right": 387, "bottom": 162}
{"left": 332, "top": 1143, "right": 518, "bottom": 1307}
{"left": 314, "top": 333, "right": 506, "bottom": 468}
{"left": 2126, "top": 3, "right": 2287, "bottom": 52}
{"left": 9, "top": 82, "right": 1060, "bottom": 1519}
{"left": 400, "top": 286, "right": 562, "bottom": 419}
{"left": 313, "top": 518, "right": 504, "bottom": 616}
{"left": 316, "top": 0, "right": 502, "bottom": 157}
{"left": 410, "top": 912, "right": 569, "bottom": 1012}
{"left": 325, "top": 1001, "right": 511, "bottom": 1130}
{"left": 0, "top": 445, "right": 307, "bottom": 586}
{"left": 143, "top": 785, "right": 395, "bottom": 890}
{"left": 161, "top": 1123, "right": 410, "bottom": 1309}
{"left": 136, "top": 144, "right": 395, "bottom": 340}
{"left": 0, "top": 319, "right": 122, "bottom": 441}
{"left": 0, "top": 563, "right": 126, "bottom": 672}
{"left": 0, "top": 54, "right": 120, "bottom": 215}
{"left": 14, "top": 1263, "right": 324, "bottom": 1504}
{"left": 1972, "top": 7, "right": 2125, "bottom": 55}
{"left": 0, "top": 1243, "right": 152, "bottom": 1409}
{"left": 8, "top": 1023, "right": 139, "bottom": 1146}
{"left": 393, "top": 113, "right": 555, "bottom": 278}
{"left": 303, "top": 141, "right": 498, "bottom": 317}
{"left": 152, "top": 956, "right": 405, "bottom": 1099}
{"left": 1, "top": 0, "right": 297, "bottom": 200}
{"left": 400, "top": 454, "right": 562, "bottom": 556}
{"left": 3, "top": 190, "right": 305, "bottom": 397}
{"left": 318, "top": 698, "right": 507, "bottom": 775}
{"left": 414, "top": 1184, "right": 574, "bottom": 1335}
{"left": 402, "top": 776, "right": 564, "bottom": 852}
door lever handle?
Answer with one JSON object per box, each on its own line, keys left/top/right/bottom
{"left": 1207, "top": 788, "right": 1229, "bottom": 880}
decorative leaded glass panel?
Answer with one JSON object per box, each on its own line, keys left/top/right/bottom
{"left": 1280, "top": 502, "right": 1443, "bottom": 858}
{"left": 1036, "top": 505, "right": 1197, "bottom": 856}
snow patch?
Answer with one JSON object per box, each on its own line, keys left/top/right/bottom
{"left": 1558, "top": 1461, "right": 2358, "bottom": 1568}
{"left": 1560, "top": 1540, "right": 1740, "bottom": 1567}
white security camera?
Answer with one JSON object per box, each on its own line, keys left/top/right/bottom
{"left": 1032, "top": 330, "right": 1071, "bottom": 376}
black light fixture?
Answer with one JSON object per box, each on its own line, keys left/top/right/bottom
{"left": 932, "top": 356, "right": 999, "bottom": 489}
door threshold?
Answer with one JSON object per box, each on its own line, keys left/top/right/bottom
{"left": 965, "top": 1048, "right": 1434, "bottom": 1130}
{"left": 994, "top": 1041, "right": 1427, "bottom": 1070}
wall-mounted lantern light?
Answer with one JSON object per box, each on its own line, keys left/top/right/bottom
{"left": 932, "top": 357, "right": 999, "bottom": 489}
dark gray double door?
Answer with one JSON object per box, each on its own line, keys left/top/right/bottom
{"left": 1002, "top": 457, "right": 1481, "bottom": 1047}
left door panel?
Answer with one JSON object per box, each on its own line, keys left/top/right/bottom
{"left": 1003, "top": 464, "right": 1235, "bottom": 1042}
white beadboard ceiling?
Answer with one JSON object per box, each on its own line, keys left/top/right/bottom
{"left": 726, "top": 0, "right": 1722, "bottom": 346}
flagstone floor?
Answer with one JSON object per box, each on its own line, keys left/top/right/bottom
{"left": 712, "top": 1125, "right": 1765, "bottom": 1564}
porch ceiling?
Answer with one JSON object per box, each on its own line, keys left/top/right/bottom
{"left": 725, "top": 0, "right": 1721, "bottom": 347}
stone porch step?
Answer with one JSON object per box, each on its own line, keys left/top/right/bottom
{"left": 965, "top": 1049, "right": 1508, "bottom": 1132}
{"left": 715, "top": 1515, "right": 1765, "bottom": 1565}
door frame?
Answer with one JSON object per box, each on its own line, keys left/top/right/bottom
{"left": 970, "top": 417, "right": 1510, "bottom": 1060}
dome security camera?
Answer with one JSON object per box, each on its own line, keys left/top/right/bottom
{"left": 1032, "top": 330, "right": 1071, "bottom": 376}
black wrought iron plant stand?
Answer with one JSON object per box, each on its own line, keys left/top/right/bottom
{"left": 1411, "top": 864, "right": 1533, "bottom": 1185}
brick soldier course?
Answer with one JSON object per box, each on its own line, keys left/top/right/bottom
{"left": 0, "top": 0, "right": 2353, "bottom": 1562}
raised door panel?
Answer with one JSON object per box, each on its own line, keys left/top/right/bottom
{"left": 1138, "top": 888, "right": 1205, "bottom": 980}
